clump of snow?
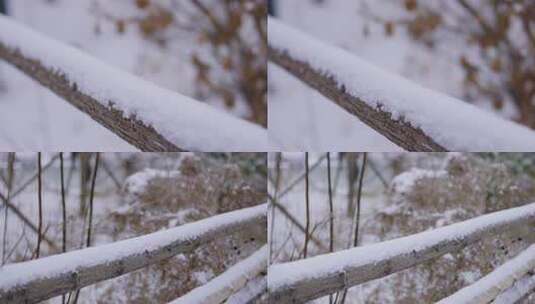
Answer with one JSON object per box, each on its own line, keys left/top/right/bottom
{"left": 268, "top": 17, "right": 535, "bottom": 151}
{"left": 268, "top": 202, "right": 535, "bottom": 291}
{"left": 391, "top": 168, "right": 447, "bottom": 195}
{"left": 0, "top": 15, "right": 268, "bottom": 151}
{"left": 123, "top": 168, "right": 181, "bottom": 197}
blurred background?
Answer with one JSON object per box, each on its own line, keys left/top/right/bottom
{"left": 0, "top": 0, "right": 266, "bottom": 150}
{"left": 268, "top": 0, "right": 535, "bottom": 150}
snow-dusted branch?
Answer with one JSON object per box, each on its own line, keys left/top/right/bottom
{"left": 438, "top": 244, "right": 535, "bottom": 304}
{"left": 268, "top": 17, "right": 535, "bottom": 151}
{"left": 0, "top": 203, "right": 266, "bottom": 303}
{"left": 169, "top": 245, "right": 267, "bottom": 304}
{"left": 268, "top": 203, "right": 535, "bottom": 303}
{"left": 0, "top": 15, "right": 268, "bottom": 152}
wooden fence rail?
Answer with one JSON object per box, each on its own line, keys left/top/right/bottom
{"left": 0, "top": 15, "right": 268, "bottom": 152}
{"left": 267, "top": 17, "right": 535, "bottom": 152}
{"left": 0, "top": 203, "right": 266, "bottom": 303}
{"left": 437, "top": 244, "right": 535, "bottom": 304}
{"left": 169, "top": 245, "right": 267, "bottom": 304}
{"left": 267, "top": 202, "right": 535, "bottom": 303}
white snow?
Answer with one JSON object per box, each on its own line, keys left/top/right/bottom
{"left": 493, "top": 273, "right": 535, "bottom": 304}
{"left": 0, "top": 203, "right": 266, "bottom": 292}
{"left": 169, "top": 245, "right": 267, "bottom": 304}
{"left": 123, "top": 168, "right": 181, "bottom": 197}
{"left": 225, "top": 276, "right": 267, "bottom": 304}
{"left": 268, "top": 202, "right": 535, "bottom": 291}
{"left": 268, "top": 17, "right": 535, "bottom": 151}
{"left": 0, "top": 15, "right": 268, "bottom": 151}
{"left": 391, "top": 168, "right": 446, "bottom": 194}
{"left": 437, "top": 244, "right": 535, "bottom": 304}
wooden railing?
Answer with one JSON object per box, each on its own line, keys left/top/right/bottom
{"left": 0, "top": 203, "right": 267, "bottom": 303}
{"left": 0, "top": 15, "right": 268, "bottom": 152}
{"left": 267, "top": 202, "right": 535, "bottom": 303}
{"left": 268, "top": 17, "right": 535, "bottom": 152}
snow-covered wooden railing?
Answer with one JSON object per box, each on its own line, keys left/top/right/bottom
{"left": 267, "top": 203, "right": 535, "bottom": 303}
{"left": 0, "top": 15, "right": 268, "bottom": 152}
{"left": 493, "top": 273, "right": 535, "bottom": 303}
{"left": 169, "top": 245, "right": 267, "bottom": 304}
{"left": 268, "top": 17, "right": 535, "bottom": 152}
{"left": 437, "top": 244, "right": 535, "bottom": 304}
{"left": 0, "top": 203, "right": 266, "bottom": 303}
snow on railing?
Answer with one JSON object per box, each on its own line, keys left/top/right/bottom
{"left": 169, "top": 245, "right": 267, "bottom": 304}
{"left": 0, "top": 203, "right": 266, "bottom": 303}
{"left": 493, "top": 273, "right": 535, "bottom": 304}
{"left": 437, "top": 244, "right": 535, "bottom": 304}
{"left": 268, "top": 17, "right": 535, "bottom": 152}
{"left": 267, "top": 202, "right": 535, "bottom": 303}
{"left": 0, "top": 15, "right": 268, "bottom": 152}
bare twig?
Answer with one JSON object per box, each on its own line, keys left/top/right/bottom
{"left": 303, "top": 153, "right": 310, "bottom": 258}
{"left": 268, "top": 195, "right": 327, "bottom": 251}
{"left": 2, "top": 153, "right": 15, "bottom": 265}
{"left": 0, "top": 192, "right": 57, "bottom": 250}
{"left": 326, "top": 153, "right": 334, "bottom": 304}
{"left": 86, "top": 153, "right": 99, "bottom": 247}
{"left": 60, "top": 153, "right": 67, "bottom": 253}
{"left": 59, "top": 153, "right": 67, "bottom": 304}
{"left": 36, "top": 153, "right": 43, "bottom": 259}
{"left": 353, "top": 153, "right": 367, "bottom": 247}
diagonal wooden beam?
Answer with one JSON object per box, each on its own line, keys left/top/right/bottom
{"left": 0, "top": 15, "right": 267, "bottom": 152}
{"left": 0, "top": 203, "right": 267, "bottom": 303}
{"left": 268, "top": 203, "right": 535, "bottom": 303}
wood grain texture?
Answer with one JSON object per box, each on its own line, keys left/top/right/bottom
{"left": 268, "top": 47, "right": 447, "bottom": 152}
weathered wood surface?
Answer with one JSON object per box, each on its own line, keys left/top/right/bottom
{"left": 0, "top": 204, "right": 266, "bottom": 304}
{"left": 493, "top": 273, "right": 535, "bottom": 304}
{"left": 0, "top": 41, "right": 182, "bottom": 152}
{"left": 169, "top": 245, "right": 267, "bottom": 304}
{"left": 268, "top": 204, "right": 535, "bottom": 303}
{"left": 0, "top": 15, "right": 268, "bottom": 152}
{"left": 268, "top": 46, "right": 447, "bottom": 152}
{"left": 438, "top": 244, "right": 535, "bottom": 304}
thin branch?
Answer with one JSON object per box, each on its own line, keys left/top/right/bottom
{"left": 36, "top": 153, "right": 43, "bottom": 259}
{"left": 353, "top": 153, "right": 367, "bottom": 248}
{"left": 303, "top": 153, "right": 310, "bottom": 258}
{"left": 0, "top": 192, "right": 57, "bottom": 250}
{"left": 60, "top": 153, "right": 67, "bottom": 253}
{"left": 268, "top": 195, "right": 327, "bottom": 251}
{"left": 2, "top": 152, "right": 15, "bottom": 265}
{"left": 59, "top": 153, "right": 67, "bottom": 304}
{"left": 86, "top": 153, "right": 99, "bottom": 248}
